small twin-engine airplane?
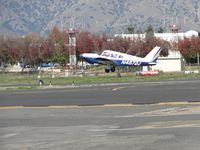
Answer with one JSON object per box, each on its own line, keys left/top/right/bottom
{"left": 80, "top": 46, "right": 161, "bottom": 73}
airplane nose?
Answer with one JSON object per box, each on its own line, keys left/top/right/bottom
{"left": 79, "top": 54, "right": 84, "bottom": 58}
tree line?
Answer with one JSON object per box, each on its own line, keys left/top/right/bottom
{"left": 177, "top": 36, "right": 200, "bottom": 63}
{"left": 0, "top": 26, "right": 199, "bottom": 68}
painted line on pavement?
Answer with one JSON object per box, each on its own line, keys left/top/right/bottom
{"left": 112, "top": 86, "right": 127, "bottom": 91}
{"left": 0, "top": 106, "right": 24, "bottom": 109}
{"left": 158, "top": 101, "right": 189, "bottom": 105}
{"left": 48, "top": 105, "right": 79, "bottom": 108}
{"left": 158, "top": 102, "right": 200, "bottom": 105}
{"left": 104, "top": 104, "right": 136, "bottom": 107}
{"left": 0, "top": 101, "right": 200, "bottom": 109}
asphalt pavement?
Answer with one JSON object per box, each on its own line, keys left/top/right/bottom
{"left": 1, "top": 104, "right": 200, "bottom": 150}
{"left": 1, "top": 79, "right": 200, "bottom": 150}
{"left": 0, "top": 79, "right": 200, "bottom": 106}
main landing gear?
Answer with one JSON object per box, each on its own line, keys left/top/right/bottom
{"left": 105, "top": 65, "right": 115, "bottom": 73}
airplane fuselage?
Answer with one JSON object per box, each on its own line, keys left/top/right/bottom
{"left": 81, "top": 51, "right": 155, "bottom": 66}
{"left": 80, "top": 46, "right": 161, "bottom": 72}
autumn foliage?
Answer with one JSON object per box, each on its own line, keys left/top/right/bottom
{"left": 177, "top": 36, "right": 200, "bottom": 63}
{"left": 1, "top": 26, "right": 198, "bottom": 67}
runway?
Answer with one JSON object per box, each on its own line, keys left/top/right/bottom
{"left": 1, "top": 79, "right": 200, "bottom": 150}
{"left": 1, "top": 104, "right": 200, "bottom": 150}
{"left": 0, "top": 79, "right": 200, "bottom": 106}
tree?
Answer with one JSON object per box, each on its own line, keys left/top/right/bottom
{"left": 0, "top": 27, "right": 174, "bottom": 69}
{"left": 145, "top": 25, "right": 154, "bottom": 39}
{"left": 158, "top": 27, "right": 164, "bottom": 33}
{"left": 91, "top": 34, "right": 105, "bottom": 53}
{"left": 127, "top": 38, "right": 145, "bottom": 56}
{"left": 178, "top": 36, "right": 200, "bottom": 63}
{"left": 76, "top": 31, "right": 94, "bottom": 54}
{"left": 127, "top": 36, "right": 170, "bottom": 58}
{"left": 155, "top": 38, "right": 170, "bottom": 57}
{"left": 127, "top": 26, "right": 135, "bottom": 34}
{"left": 40, "top": 38, "right": 53, "bottom": 62}
{"left": 0, "top": 36, "right": 10, "bottom": 67}
{"left": 48, "top": 27, "right": 69, "bottom": 64}
{"left": 102, "top": 37, "right": 130, "bottom": 53}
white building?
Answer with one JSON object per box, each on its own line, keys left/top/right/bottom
{"left": 115, "top": 30, "right": 199, "bottom": 72}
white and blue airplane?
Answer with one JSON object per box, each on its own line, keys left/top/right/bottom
{"left": 80, "top": 46, "right": 161, "bottom": 73}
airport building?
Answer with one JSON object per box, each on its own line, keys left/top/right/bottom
{"left": 115, "top": 30, "right": 199, "bottom": 72}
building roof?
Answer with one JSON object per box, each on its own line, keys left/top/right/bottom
{"left": 115, "top": 30, "right": 199, "bottom": 42}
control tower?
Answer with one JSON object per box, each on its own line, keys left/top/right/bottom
{"left": 168, "top": 24, "right": 181, "bottom": 34}
{"left": 68, "top": 28, "right": 78, "bottom": 74}
{"left": 168, "top": 24, "right": 181, "bottom": 50}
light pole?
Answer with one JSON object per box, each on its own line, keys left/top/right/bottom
{"left": 197, "top": 53, "right": 200, "bottom": 71}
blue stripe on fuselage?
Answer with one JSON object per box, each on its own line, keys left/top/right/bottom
{"left": 84, "top": 57, "right": 107, "bottom": 64}
{"left": 83, "top": 57, "right": 99, "bottom": 64}
{"left": 84, "top": 57, "right": 153, "bottom": 66}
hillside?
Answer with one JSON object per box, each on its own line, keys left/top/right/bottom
{"left": 0, "top": 0, "right": 200, "bottom": 36}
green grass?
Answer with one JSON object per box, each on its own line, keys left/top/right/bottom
{"left": 0, "top": 72, "right": 200, "bottom": 88}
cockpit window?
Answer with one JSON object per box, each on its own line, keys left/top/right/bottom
{"left": 101, "top": 52, "right": 110, "bottom": 57}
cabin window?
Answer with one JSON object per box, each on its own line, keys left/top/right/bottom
{"left": 113, "top": 54, "right": 118, "bottom": 58}
{"left": 119, "top": 55, "right": 123, "bottom": 58}
{"left": 110, "top": 53, "right": 118, "bottom": 58}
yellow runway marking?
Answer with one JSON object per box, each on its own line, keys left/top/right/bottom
{"left": 158, "top": 101, "right": 189, "bottom": 105}
{"left": 48, "top": 105, "right": 79, "bottom": 108}
{"left": 0, "top": 106, "right": 24, "bottom": 109}
{"left": 104, "top": 104, "right": 135, "bottom": 107}
{"left": 1, "top": 102, "right": 200, "bottom": 109}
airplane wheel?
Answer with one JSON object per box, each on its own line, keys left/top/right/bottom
{"left": 110, "top": 65, "right": 115, "bottom": 72}
{"left": 105, "top": 68, "right": 110, "bottom": 73}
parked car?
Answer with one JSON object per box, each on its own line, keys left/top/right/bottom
{"left": 23, "top": 65, "right": 38, "bottom": 72}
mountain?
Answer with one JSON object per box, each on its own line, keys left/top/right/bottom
{"left": 1, "top": 0, "right": 200, "bottom": 36}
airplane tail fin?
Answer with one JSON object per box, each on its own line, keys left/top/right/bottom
{"left": 143, "top": 46, "right": 161, "bottom": 62}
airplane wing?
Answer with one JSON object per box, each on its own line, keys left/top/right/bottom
{"left": 148, "top": 62, "right": 157, "bottom": 65}
{"left": 95, "top": 57, "right": 115, "bottom": 65}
